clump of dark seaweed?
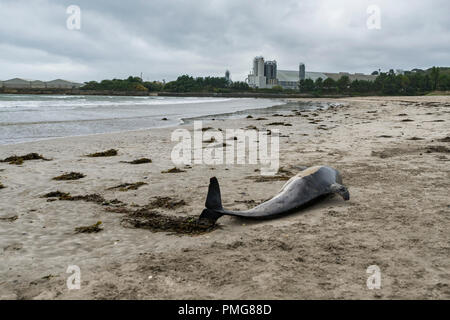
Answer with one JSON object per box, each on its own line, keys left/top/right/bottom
{"left": 203, "top": 137, "right": 216, "bottom": 143}
{"left": 107, "top": 182, "right": 147, "bottom": 191}
{"left": 122, "top": 209, "right": 217, "bottom": 235}
{"left": 196, "top": 127, "right": 214, "bottom": 132}
{"left": 42, "top": 191, "right": 71, "bottom": 199}
{"left": 75, "top": 221, "right": 103, "bottom": 233}
{"left": 146, "top": 196, "right": 187, "bottom": 210}
{"left": 407, "top": 137, "right": 424, "bottom": 141}
{"left": 52, "top": 172, "right": 86, "bottom": 181}
{"left": 121, "top": 158, "right": 152, "bottom": 164}
{"left": 86, "top": 149, "right": 118, "bottom": 157}
{"left": 438, "top": 136, "right": 450, "bottom": 143}
{"left": 161, "top": 167, "right": 186, "bottom": 173}
{"left": 267, "top": 122, "right": 291, "bottom": 126}
{"left": 277, "top": 166, "right": 294, "bottom": 176}
{"left": 42, "top": 191, "right": 123, "bottom": 205}
{"left": 425, "top": 145, "right": 450, "bottom": 153}
{"left": 0, "top": 215, "right": 17, "bottom": 222}
{"left": 71, "top": 194, "right": 108, "bottom": 204}
{"left": 1, "top": 153, "right": 51, "bottom": 165}
{"left": 0, "top": 182, "right": 5, "bottom": 189}
{"left": 246, "top": 175, "right": 290, "bottom": 183}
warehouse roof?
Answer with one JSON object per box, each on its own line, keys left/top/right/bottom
{"left": 277, "top": 70, "right": 378, "bottom": 82}
{"left": 277, "top": 70, "right": 328, "bottom": 82}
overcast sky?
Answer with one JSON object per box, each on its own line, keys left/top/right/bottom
{"left": 0, "top": 0, "right": 449, "bottom": 83}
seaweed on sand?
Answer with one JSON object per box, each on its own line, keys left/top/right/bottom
{"left": 203, "top": 137, "right": 216, "bottom": 143}
{"left": 267, "top": 122, "right": 292, "bottom": 126}
{"left": 52, "top": 172, "right": 86, "bottom": 181}
{"left": 245, "top": 175, "right": 290, "bottom": 182}
{"left": 161, "top": 167, "right": 186, "bottom": 173}
{"left": 42, "top": 191, "right": 70, "bottom": 199}
{"left": 1, "top": 153, "right": 51, "bottom": 165}
{"left": 146, "top": 196, "right": 187, "bottom": 210}
{"left": 0, "top": 182, "right": 5, "bottom": 189}
{"left": 107, "top": 182, "right": 147, "bottom": 191}
{"left": 195, "top": 127, "right": 214, "bottom": 132}
{"left": 75, "top": 221, "right": 103, "bottom": 233}
{"left": 86, "top": 149, "right": 118, "bottom": 157}
{"left": 425, "top": 145, "right": 450, "bottom": 153}
{"left": 0, "top": 215, "right": 18, "bottom": 222}
{"left": 407, "top": 137, "right": 424, "bottom": 141}
{"left": 121, "top": 209, "right": 217, "bottom": 235}
{"left": 42, "top": 191, "right": 123, "bottom": 205}
{"left": 121, "top": 158, "right": 152, "bottom": 164}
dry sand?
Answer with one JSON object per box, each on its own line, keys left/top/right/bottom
{"left": 0, "top": 96, "right": 449, "bottom": 300}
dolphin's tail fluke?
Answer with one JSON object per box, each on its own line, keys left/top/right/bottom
{"left": 199, "top": 177, "right": 224, "bottom": 224}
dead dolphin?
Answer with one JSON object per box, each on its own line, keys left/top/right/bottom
{"left": 199, "top": 166, "right": 349, "bottom": 224}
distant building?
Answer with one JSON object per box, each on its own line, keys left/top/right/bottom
{"left": 247, "top": 57, "right": 378, "bottom": 89}
{"left": 1, "top": 78, "right": 82, "bottom": 89}
{"left": 225, "top": 70, "right": 231, "bottom": 84}
{"left": 277, "top": 70, "right": 328, "bottom": 89}
{"left": 248, "top": 56, "right": 267, "bottom": 88}
{"left": 2, "top": 78, "right": 34, "bottom": 88}
{"left": 299, "top": 63, "right": 305, "bottom": 81}
{"left": 30, "top": 80, "right": 47, "bottom": 88}
{"left": 46, "top": 79, "right": 82, "bottom": 89}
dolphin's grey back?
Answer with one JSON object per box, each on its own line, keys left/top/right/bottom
{"left": 198, "top": 165, "right": 349, "bottom": 224}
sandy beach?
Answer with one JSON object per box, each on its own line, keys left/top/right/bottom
{"left": 0, "top": 96, "right": 449, "bottom": 300}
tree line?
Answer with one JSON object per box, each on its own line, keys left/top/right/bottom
{"left": 81, "top": 75, "right": 250, "bottom": 93}
{"left": 299, "top": 67, "right": 450, "bottom": 95}
{"left": 80, "top": 67, "right": 450, "bottom": 95}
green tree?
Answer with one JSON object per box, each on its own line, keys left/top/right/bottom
{"left": 430, "top": 67, "right": 440, "bottom": 90}
{"left": 314, "top": 78, "right": 323, "bottom": 91}
{"left": 323, "top": 78, "right": 337, "bottom": 92}
{"left": 299, "top": 79, "right": 315, "bottom": 92}
{"left": 337, "top": 76, "right": 350, "bottom": 92}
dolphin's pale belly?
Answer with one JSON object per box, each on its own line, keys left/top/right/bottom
{"left": 224, "top": 166, "right": 339, "bottom": 218}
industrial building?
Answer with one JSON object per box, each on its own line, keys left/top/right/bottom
{"left": 247, "top": 57, "right": 377, "bottom": 89}
{"left": 0, "top": 78, "right": 83, "bottom": 89}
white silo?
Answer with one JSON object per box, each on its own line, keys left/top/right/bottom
{"left": 299, "top": 63, "right": 306, "bottom": 81}
{"left": 257, "top": 57, "right": 265, "bottom": 77}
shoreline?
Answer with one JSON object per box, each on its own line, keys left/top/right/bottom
{"left": 0, "top": 87, "right": 363, "bottom": 98}
{"left": 0, "top": 96, "right": 449, "bottom": 299}
{"left": 0, "top": 96, "right": 289, "bottom": 146}
{"left": 0, "top": 98, "right": 331, "bottom": 147}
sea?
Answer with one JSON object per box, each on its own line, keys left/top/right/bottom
{"left": 0, "top": 94, "right": 330, "bottom": 145}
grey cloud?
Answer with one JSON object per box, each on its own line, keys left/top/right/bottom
{"left": 0, "top": 0, "right": 449, "bottom": 82}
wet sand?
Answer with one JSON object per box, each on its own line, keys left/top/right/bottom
{"left": 0, "top": 96, "right": 449, "bottom": 299}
